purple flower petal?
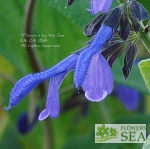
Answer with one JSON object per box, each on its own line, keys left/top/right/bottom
{"left": 38, "top": 53, "right": 78, "bottom": 120}
{"left": 74, "top": 25, "right": 113, "bottom": 88}
{"left": 116, "top": 84, "right": 140, "bottom": 110}
{"left": 6, "top": 54, "right": 78, "bottom": 110}
{"left": 17, "top": 107, "right": 40, "bottom": 134}
{"left": 82, "top": 53, "right": 113, "bottom": 101}
{"left": 88, "top": 0, "right": 113, "bottom": 15}
{"left": 39, "top": 73, "right": 66, "bottom": 120}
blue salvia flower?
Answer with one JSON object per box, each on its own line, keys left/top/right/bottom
{"left": 5, "top": 25, "right": 114, "bottom": 120}
{"left": 87, "top": 0, "right": 113, "bottom": 15}
{"left": 17, "top": 107, "right": 40, "bottom": 134}
{"left": 116, "top": 84, "right": 140, "bottom": 110}
{"left": 74, "top": 25, "right": 113, "bottom": 101}
{"left": 39, "top": 25, "right": 114, "bottom": 120}
{"left": 79, "top": 52, "right": 113, "bottom": 101}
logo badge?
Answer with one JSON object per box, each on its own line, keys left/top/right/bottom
{"left": 95, "top": 124, "right": 146, "bottom": 143}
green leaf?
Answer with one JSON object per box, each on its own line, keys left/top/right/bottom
{"left": 142, "top": 135, "right": 150, "bottom": 149}
{"left": 112, "top": 61, "right": 148, "bottom": 94}
{"left": 116, "top": 113, "right": 150, "bottom": 124}
{"left": 137, "top": 0, "right": 150, "bottom": 15}
{"left": 0, "top": 123, "right": 21, "bottom": 149}
{"left": 0, "top": 0, "right": 29, "bottom": 74}
{"left": 138, "top": 59, "right": 150, "bottom": 93}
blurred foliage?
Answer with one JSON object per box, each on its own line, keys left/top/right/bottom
{"left": 0, "top": 0, "right": 150, "bottom": 149}
{"left": 139, "top": 59, "right": 150, "bottom": 93}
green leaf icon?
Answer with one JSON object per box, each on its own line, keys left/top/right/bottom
{"left": 96, "top": 124, "right": 109, "bottom": 137}
{"left": 109, "top": 128, "right": 118, "bottom": 136}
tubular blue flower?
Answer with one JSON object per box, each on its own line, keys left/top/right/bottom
{"left": 5, "top": 24, "right": 114, "bottom": 119}
{"left": 115, "top": 84, "right": 140, "bottom": 110}
{"left": 74, "top": 25, "right": 113, "bottom": 88}
{"left": 74, "top": 25, "right": 114, "bottom": 101}
{"left": 17, "top": 107, "right": 40, "bottom": 134}
{"left": 87, "top": 0, "right": 113, "bottom": 15}
{"left": 5, "top": 53, "right": 79, "bottom": 111}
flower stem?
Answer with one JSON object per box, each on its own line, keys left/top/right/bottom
{"left": 43, "top": 118, "right": 55, "bottom": 149}
{"left": 117, "top": 0, "right": 126, "bottom": 4}
{"left": 25, "top": 0, "right": 46, "bottom": 97}
{"left": 99, "top": 102, "right": 112, "bottom": 123}
{"left": 139, "top": 22, "right": 150, "bottom": 53}
{"left": 25, "top": 0, "right": 54, "bottom": 148}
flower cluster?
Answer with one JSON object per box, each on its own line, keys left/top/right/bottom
{"left": 4, "top": 0, "right": 149, "bottom": 121}
{"left": 5, "top": 24, "right": 114, "bottom": 120}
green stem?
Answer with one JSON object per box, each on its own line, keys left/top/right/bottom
{"left": 25, "top": 0, "right": 46, "bottom": 97}
{"left": 28, "top": 91, "right": 36, "bottom": 124}
{"left": 117, "top": 0, "right": 126, "bottom": 4}
{"left": 40, "top": 98, "right": 55, "bottom": 149}
{"left": 139, "top": 22, "right": 150, "bottom": 53}
{"left": 43, "top": 118, "right": 55, "bottom": 149}
{"left": 99, "top": 102, "right": 112, "bottom": 123}
{"left": 59, "top": 84, "right": 74, "bottom": 95}
{"left": 25, "top": 0, "right": 54, "bottom": 148}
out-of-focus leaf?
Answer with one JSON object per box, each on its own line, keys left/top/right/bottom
{"left": 130, "top": 0, "right": 149, "bottom": 21}
{"left": 62, "top": 132, "right": 141, "bottom": 149}
{"left": 138, "top": 59, "right": 150, "bottom": 92}
{"left": 47, "top": 0, "right": 92, "bottom": 29}
{"left": 142, "top": 135, "right": 150, "bottom": 149}
{"left": 33, "top": 0, "right": 87, "bottom": 68}
{"left": 137, "top": 0, "right": 150, "bottom": 15}
{"left": 0, "top": 109, "right": 9, "bottom": 140}
{"left": 113, "top": 61, "right": 148, "bottom": 94}
{"left": 46, "top": 0, "right": 119, "bottom": 29}
{"left": 0, "top": 0, "right": 29, "bottom": 74}
{"left": 0, "top": 124, "right": 21, "bottom": 149}
{"left": 117, "top": 114, "right": 150, "bottom": 124}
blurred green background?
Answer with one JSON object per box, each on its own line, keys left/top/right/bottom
{"left": 0, "top": 0, "right": 150, "bottom": 149}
